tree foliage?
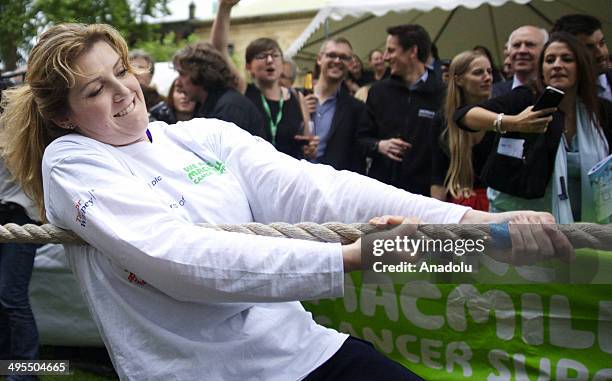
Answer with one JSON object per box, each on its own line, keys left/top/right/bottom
{"left": 0, "top": 0, "right": 170, "bottom": 70}
{"left": 34, "top": 0, "right": 170, "bottom": 44}
{"left": 0, "top": 0, "right": 35, "bottom": 70}
{"left": 134, "top": 31, "right": 200, "bottom": 63}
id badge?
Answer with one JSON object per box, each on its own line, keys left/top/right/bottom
{"left": 497, "top": 137, "right": 525, "bottom": 159}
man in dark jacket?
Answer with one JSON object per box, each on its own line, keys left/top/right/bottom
{"left": 552, "top": 14, "right": 612, "bottom": 102}
{"left": 303, "top": 37, "right": 367, "bottom": 173}
{"left": 357, "top": 24, "right": 445, "bottom": 196}
{"left": 491, "top": 25, "right": 547, "bottom": 98}
{"left": 173, "top": 42, "right": 264, "bottom": 137}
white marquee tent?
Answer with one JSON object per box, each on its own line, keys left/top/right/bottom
{"left": 286, "top": 0, "right": 611, "bottom": 69}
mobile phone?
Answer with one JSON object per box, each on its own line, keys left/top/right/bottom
{"left": 532, "top": 86, "right": 564, "bottom": 112}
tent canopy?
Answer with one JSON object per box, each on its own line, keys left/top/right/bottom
{"left": 287, "top": 0, "right": 611, "bottom": 69}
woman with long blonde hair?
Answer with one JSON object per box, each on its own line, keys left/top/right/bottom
{"left": 431, "top": 50, "right": 495, "bottom": 211}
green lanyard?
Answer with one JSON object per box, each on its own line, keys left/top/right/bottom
{"left": 260, "top": 91, "right": 284, "bottom": 145}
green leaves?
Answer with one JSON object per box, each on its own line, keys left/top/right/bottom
{"left": 0, "top": 0, "right": 170, "bottom": 70}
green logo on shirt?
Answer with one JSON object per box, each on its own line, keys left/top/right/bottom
{"left": 183, "top": 161, "right": 226, "bottom": 184}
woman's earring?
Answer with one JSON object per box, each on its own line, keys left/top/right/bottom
{"left": 66, "top": 122, "right": 78, "bottom": 130}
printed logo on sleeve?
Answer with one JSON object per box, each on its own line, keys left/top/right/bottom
{"left": 183, "top": 160, "right": 226, "bottom": 184}
{"left": 150, "top": 176, "right": 162, "bottom": 187}
{"left": 74, "top": 190, "right": 96, "bottom": 228}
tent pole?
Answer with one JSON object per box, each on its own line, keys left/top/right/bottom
{"left": 432, "top": 8, "right": 457, "bottom": 44}
{"left": 325, "top": 18, "right": 329, "bottom": 38}
{"left": 526, "top": 3, "right": 553, "bottom": 26}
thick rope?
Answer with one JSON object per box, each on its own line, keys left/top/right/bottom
{"left": 0, "top": 223, "right": 610, "bottom": 250}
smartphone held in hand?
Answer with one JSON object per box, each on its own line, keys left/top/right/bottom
{"left": 532, "top": 86, "right": 565, "bottom": 112}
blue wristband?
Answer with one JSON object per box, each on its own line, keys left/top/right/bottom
{"left": 489, "top": 223, "right": 512, "bottom": 249}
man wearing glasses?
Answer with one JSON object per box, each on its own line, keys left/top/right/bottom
{"left": 357, "top": 24, "right": 445, "bottom": 196}
{"left": 302, "top": 37, "right": 367, "bottom": 173}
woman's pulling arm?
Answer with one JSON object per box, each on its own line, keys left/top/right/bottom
{"left": 43, "top": 139, "right": 345, "bottom": 304}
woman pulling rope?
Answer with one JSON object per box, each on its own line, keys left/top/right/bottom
{"left": 0, "top": 23, "right": 572, "bottom": 381}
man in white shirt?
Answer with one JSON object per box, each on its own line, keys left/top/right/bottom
{"left": 492, "top": 25, "right": 548, "bottom": 97}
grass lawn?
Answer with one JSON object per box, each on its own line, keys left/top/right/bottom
{"left": 41, "top": 369, "right": 117, "bottom": 381}
{"left": 34, "top": 346, "right": 118, "bottom": 381}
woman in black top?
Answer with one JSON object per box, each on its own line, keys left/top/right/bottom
{"left": 345, "top": 55, "right": 370, "bottom": 95}
{"left": 149, "top": 79, "right": 196, "bottom": 124}
{"left": 454, "top": 32, "right": 612, "bottom": 223}
{"left": 431, "top": 50, "right": 495, "bottom": 211}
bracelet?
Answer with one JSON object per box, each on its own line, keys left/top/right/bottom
{"left": 493, "top": 113, "right": 507, "bottom": 134}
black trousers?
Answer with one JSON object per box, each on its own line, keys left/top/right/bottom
{"left": 304, "top": 336, "right": 425, "bottom": 381}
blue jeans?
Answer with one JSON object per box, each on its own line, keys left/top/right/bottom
{"left": 0, "top": 205, "right": 39, "bottom": 381}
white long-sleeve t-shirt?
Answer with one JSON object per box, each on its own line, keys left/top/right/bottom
{"left": 42, "top": 119, "right": 469, "bottom": 381}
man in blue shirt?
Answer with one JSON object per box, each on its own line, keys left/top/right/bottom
{"left": 303, "top": 37, "right": 367, "bottom": 173}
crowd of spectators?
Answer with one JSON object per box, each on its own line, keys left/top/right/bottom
{"left": 154, "top": 6, "right": 607, "bottom": 224}
{"left": 124, "top": 0, "right": 612, "bottom": 226}
{"left": 118, "top": 6, "right": 612, "bottom": 225}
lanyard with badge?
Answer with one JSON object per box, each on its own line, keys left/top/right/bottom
{"left": 260, "top": 91, "right": 283, "bottom": 145}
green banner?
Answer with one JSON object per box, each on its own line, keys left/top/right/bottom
{"left": 303, "top": 251, "right": 612, "bottom": 380}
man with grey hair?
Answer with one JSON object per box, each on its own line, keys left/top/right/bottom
{"left": 128, "top": 49, "right": 163, "bottom": 109}
{"left": 492, "top": 25, "right": 548, "bottom": 97}
{"left": 279, "top": 59, "right": 298, "bottom": 89}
